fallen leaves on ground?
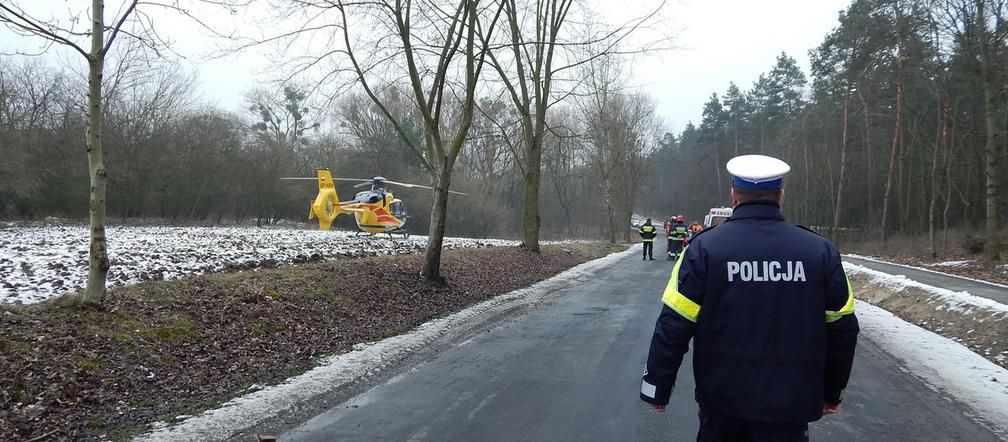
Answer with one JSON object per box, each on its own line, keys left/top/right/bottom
{"left": 0, "top": 243, "right": 623, "bottom": 441}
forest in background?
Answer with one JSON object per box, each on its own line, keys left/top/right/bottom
{"left": 2, "top": 0, "right": 1006, "bottom": 259}
{"left": 0, "top": 52, "right": 656, "bottom": 240}
{"left": 641, "top": 0, "right": 1007, "bottom": 259}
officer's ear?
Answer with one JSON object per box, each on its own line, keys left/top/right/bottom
{"left": 731, "top": 188, "right": 740, "bottom": 207}
{"left": 777, "top": 188, "right": 785, "bottom": 206}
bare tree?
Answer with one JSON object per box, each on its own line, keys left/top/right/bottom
{"left": 579, "top": 54, "right": 657, "bottom": 243}
{"left": 334, "top": 0, "right": 505, "bottom": 280}
{"left": 0, "top": 0, "right": 144, "bottom": 305}
{"left": 0, "top": 0, "right": 244, "bottom": 303}
{"left": 938, "top": 0, "right": 1007, "bottom": 261}
{"left": 485, "top": 0, "right": 668, "bottom": 251}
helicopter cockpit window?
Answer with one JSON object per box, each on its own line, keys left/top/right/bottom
{"left": 356, "top": 191, "right": 382, "bottom": 204}
{"left": 390, "top": 201, "right": 407, "bottom": 218}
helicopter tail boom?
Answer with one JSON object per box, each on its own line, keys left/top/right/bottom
{"left": 310, "top": 169, "right": 363, "bottom": 230}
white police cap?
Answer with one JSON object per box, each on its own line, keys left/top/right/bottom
{"left": 726, "top": 155, "right": 791, "bottom": 189}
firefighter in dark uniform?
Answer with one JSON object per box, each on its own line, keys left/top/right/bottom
{"left": 639, "top": 218, "right": 657, "bottom": 260}
{"left": 667, "top": 215, "right": 689, "bottom": 261}
{"left": 639, "top": 154, "right": 859, "bottom": 442}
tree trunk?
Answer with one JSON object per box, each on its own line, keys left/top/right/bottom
{"left": 943, "top": 113, "right": 954, "bottom": 251}
{"left": 982, "top": 76, "right": 1001, "bottom": 261}
{"left": 733, "top": 118, "right": 739, "bottom": 155}
{"left": 421, "top": 165, "right": 452, "bottom": 281}
{"left": 859, "top": 86, "right": 873, "bottom": 224}
{"left": 881, "top": 57, "right": 903, "bottom": 244}
{"left": 825, "top": 138, "right": 835, "bottom": 228}
{"left": 928, "top": 92, "right": 947, "bottom": 258}
{"left": 833, "top": 94, "right": 849, "bottom": 243}
{"left": 801, "top": 131, "right": 810, "bottom": 222}
{"left": 82, "top": 0, "right": 110, "bottom": 306}
{"left": 714, "top": 142, "right": 723, "bottom": 199}
{"left": 521, "top": 141, "right": 542, "bottom": 252}
{"left": 603, "top": 181, "right": 616, "bottom": 243}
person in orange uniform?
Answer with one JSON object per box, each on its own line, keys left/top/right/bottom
{"left": 688, "top": 221, "right": 703, "bottom": 237}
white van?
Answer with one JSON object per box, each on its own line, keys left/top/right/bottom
{"left": 703, "top": 207, "right": 733, "bottom": 228}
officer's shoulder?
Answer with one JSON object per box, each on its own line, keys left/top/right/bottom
{"left": 792, "top": 224, "right": 841, "bottom": 251}
{"left": 689, "top": 225, "right": 717, "bottom": 241}
{"left": 794, "top": 224, "right": 823, "bottom": 237}
{"left": 791, "top": 224, "right": 833, "bottom": 244}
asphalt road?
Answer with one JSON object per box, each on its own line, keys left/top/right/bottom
{"left": 281, "top": 251, "right": 1001, "bottom": 442}
{"left": 843, "top": 255, "right": 1008, "bottom": 305}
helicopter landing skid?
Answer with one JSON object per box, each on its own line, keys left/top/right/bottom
{"left": 386, "top": 229, "right": 410, "bottom": 239}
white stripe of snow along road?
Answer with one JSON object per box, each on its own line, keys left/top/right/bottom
{"left": 844, "top": 253, "right": 1008, "bottom": 290}
{"left": 856, "top": 301, "right": 1008, "bottom": 436}
{"left": 133, "top": 245, "right": 636, "bottom": 441}
{"left": 844, "top": 262, "right": 1008, "bottom": 315}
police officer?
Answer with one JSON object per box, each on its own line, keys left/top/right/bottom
{"left": 639, "top": 218, "right": 657, "bottom": 260}
{"left": 667, "top": 215, "right": 689, "bottom": 261}
{"left": 639, "top": 154, "right": 859, "bottom": 441}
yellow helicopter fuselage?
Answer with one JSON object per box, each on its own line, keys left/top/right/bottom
{"left": 308, "top": 169, "right": 408, "bottom": 234}
{"left": 342, "top": 193, "right": 407, "bottom": 233}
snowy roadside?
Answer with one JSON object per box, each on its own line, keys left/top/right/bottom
{"left": 133, "top": 245, "right": 635, "bottom": 441}
{"left": 856, "top": 301, "right": 1008, "bottom": 437}
{"left": 845, "top": 262, "right": 1008, "bottom": 369}
{"left": 844, "top": 262, "right": 1008, "bottom": 315}
{"left": 845, "top": 253, "right": 1008, "bottom": 289}
{"left": 0, "top": 226, "right": 518, "bottom": 304}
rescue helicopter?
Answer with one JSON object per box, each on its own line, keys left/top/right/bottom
{"left": 282, "top": 169, "right": 464, "bottom": 237}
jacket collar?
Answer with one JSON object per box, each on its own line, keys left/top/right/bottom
{"left": 728, "top": 203, "right": 785, "bottom": 221}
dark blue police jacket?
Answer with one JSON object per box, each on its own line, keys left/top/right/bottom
{"left": 640, "top": 203, "right": 859, "bottom": 423}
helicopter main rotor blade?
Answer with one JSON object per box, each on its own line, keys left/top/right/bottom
{"left": 384, "top": 180, "right": 466, "bottom": 195}
{"left": 383, "top": 180, "right": 428, "bottom": 188}
{"left": 332, "top": 177, "right": 374, "bottom": 182}
{"left": 281, "top": 177, "right": 373, "bottom": 182}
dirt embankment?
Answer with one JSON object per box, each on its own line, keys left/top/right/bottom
{"left": 0, "top": 243, "right": 626, "bottom": 441}
{"left": 849, "top": 273, "right": 1008, "bottom": 370}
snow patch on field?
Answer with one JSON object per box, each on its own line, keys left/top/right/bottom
{"left": 857, "top": 301, "right": 1008, "bottom": 436}
{"left": 0, "top": 225, "right": 517, "bottom": 304}
{"left": 844, "top": 262, "right": 1008, "bottom": 315}
{"left": 133, "top": 245, "right": 635, "bottom": 441}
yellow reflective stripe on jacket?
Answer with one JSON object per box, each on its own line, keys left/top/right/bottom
{"left": 661, "top": 251, "right": 701, "bottom": 322}
{"left": 825, "top": 273, "right": 855, "bottom": 323}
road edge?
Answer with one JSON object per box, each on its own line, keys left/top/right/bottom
{"left": 133, "top": 245, "right": 636, "bottom": 441}
{"left": 856, "top": 300, "right": 1008, "bottom": 438}
{"left": 844, "top": 254, "right": 1008, "bottom": 290}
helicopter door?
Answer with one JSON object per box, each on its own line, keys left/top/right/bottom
{"left": 389, "top": 201, "right": 407, "bottom": 219}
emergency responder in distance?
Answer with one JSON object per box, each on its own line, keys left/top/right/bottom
{"left": 667, "top": 215, "right": 689, "bottom": 261}
{"left": 688, "top": 221, "right": 703, "bottom": 236}
{"left": 639, "top": 218, "right": 657, "bottom": 260}
{"left": 639, "top": 154, "right": 859, "bottom": 442}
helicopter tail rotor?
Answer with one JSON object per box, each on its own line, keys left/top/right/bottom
{"left": 310, "top": 169, "right": 342, "bottom": 230}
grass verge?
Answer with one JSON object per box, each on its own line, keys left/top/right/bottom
{"left": 0, "top": 243, "right": 625, "bottom": 441}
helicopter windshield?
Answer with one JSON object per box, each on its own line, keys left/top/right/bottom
{"left": 390, "top": 201, "right": 407, "bottom": 218}
{"left": 355, "top": 191, "right": 383, "bottom": 204}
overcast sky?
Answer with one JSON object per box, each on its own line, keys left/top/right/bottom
{"left": 2, "top": 0, "right": 851, "bottom": 134}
